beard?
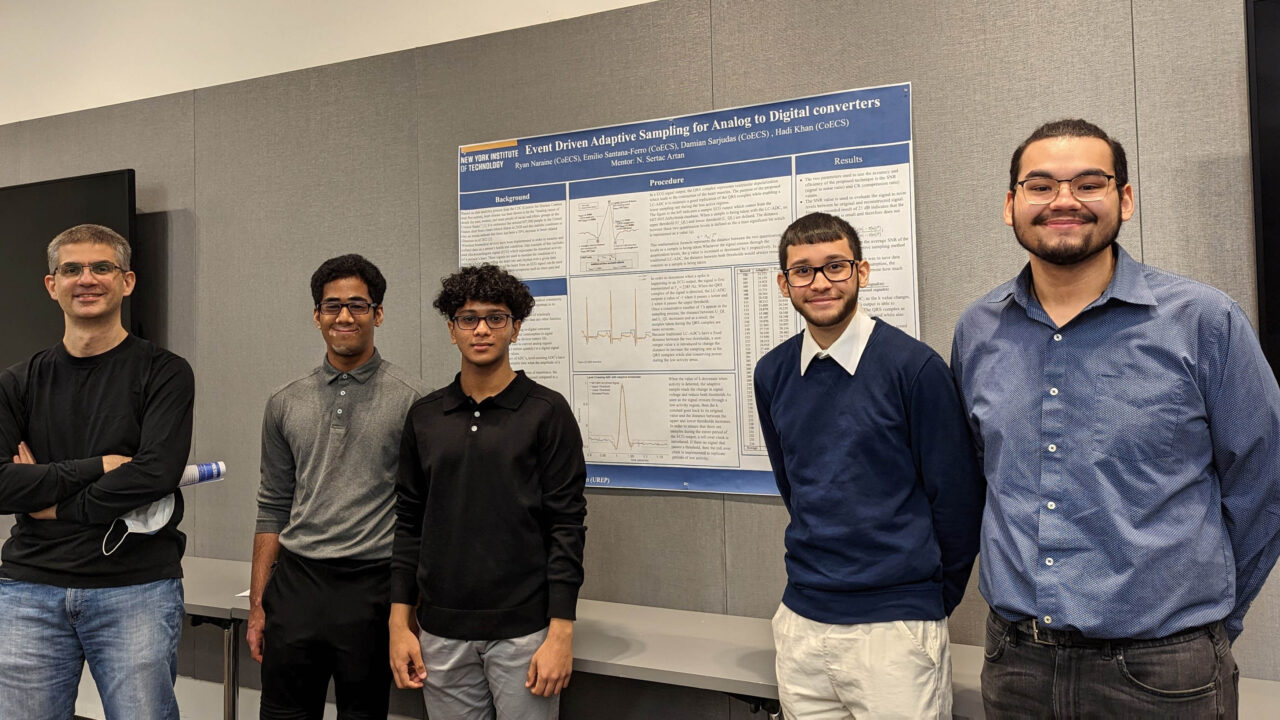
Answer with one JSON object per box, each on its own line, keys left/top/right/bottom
{"left": 791, "top": 282, "right": 860, "bottom": 330}
{"left": 1013, "top": 207, "right": 1122, "bottom": 266}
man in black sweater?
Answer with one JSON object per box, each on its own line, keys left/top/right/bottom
{"left": 389, "top": 264, "right": 587, "bottom": 720}
{"left": 0, "top": 224, "right": 194, "bottom": 720}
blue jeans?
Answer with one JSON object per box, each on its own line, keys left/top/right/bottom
{"left": 981, "top": 610, "right": 1239, "bottom": 719}
{"left": 0, "top": 577, "right": 184, "bottom": 720}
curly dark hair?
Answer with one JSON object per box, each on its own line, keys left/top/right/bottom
{"left": 310, "top": 254, "right": 387, "bottom": 305}
{"left": 433, "top": 264, "right": 535, "bottom": 321}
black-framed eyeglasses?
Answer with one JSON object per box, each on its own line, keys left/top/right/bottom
{"left": 316, "top": 300, "right": 379, "bottom": 316}
{"left": 782, "top": 259, "right": 859, "bottom": 287}
{"left": 452, "top": 313, "right": 514, "bottom": 330}
{"left": 54, "top": 261, "right": 124, "bottom": 278}
{"left": 1016, "top": 172, "right": 1115, "bottom": 204}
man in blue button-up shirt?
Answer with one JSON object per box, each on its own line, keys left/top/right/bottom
{"left": 952, "top": 119, "right": 1280, "bottom": 719}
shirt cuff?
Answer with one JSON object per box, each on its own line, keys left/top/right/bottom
{"left": 254, "top": 515, "right": 288, "bottom": 534}
{"left": 547, "top": 581, "right": 580, "bottom": 621}
{"left": 389, "top": 571, "right": 419, "bottom": 606}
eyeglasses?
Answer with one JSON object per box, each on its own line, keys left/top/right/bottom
{"left": 782, "top": 259, "right": 859, "bottom": 287}
{"left": 1016, "top": 173, "right": 1115, "bottom": 204}
{"left": 452, "top": 313, "right": 514, "bottom": 330}
{"left": 316, "top": 301, "right": 379, "bottom": 315}
{"left": 54, "top": 261, "right": 124, "bottom": 278}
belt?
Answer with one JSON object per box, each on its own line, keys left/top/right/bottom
{"left": 992, "top": 612, "right": 1218, "bottom": 649}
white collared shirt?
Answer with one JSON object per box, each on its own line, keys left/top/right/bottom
{"left": 799, "top": 307, "right": 874, "bottom": 376}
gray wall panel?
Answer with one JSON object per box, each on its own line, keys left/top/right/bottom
{"left": 0, "top": 124, "right": 19, "bottom": 186}
{"left": 723, "top": 495, "right": 786, "bottom": 618}
{"left": 1234, "top": 580, "right": 1280, "bottom": 681}
{"left": 190, "top": 51, "right": 420, "bottom": 560}
{"left": 949, "top": 558, "right": 990, "bottom": 647}
{"left": 579, "top": 490, "right": 728, "bottom": 613}
{"left": 1132, "top": 1, "right": 1256, "bottom": 322}
{"left": 10, "top": 93, "right": 195, "bottom": 212}
{"left": 415, "top": 0, "right": 714, "bottom": 389}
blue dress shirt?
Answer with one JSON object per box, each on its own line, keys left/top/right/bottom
{"left": 951, "top": 244, "right": 1280, "bottom": 640}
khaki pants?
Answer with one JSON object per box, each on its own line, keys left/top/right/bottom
{"left": 772, "top": 603, "right": 951, "bottom": 720}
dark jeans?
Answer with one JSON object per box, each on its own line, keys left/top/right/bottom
{"left": 981, "top": 610, "right": 1239, "bottom": 719}
{"left": 260, "top": 548, "right": 392, "bottom": 720}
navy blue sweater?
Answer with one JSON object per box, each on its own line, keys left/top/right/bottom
{"left": 753, "top": 320, "right": 983, "bottom": 624}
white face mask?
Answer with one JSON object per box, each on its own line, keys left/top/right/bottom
{"left": 102, "top": 493, "right": 175, "bottom": 556}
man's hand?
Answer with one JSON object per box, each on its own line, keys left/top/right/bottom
{"left": 247, "top": 606, "right": 266, "bottom": 663}
{"left": 526, "top": 618, "right": 573, "bottom": 697}
{"left": 389, "top": 603, "right": 426, "bottom": 689}
{"left": 102, "top": 454, "right": 132, "bottom": 473}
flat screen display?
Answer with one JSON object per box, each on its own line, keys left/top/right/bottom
{"left": 1250, "top": 1, "right": 1280, "bottom": 369}
{"left": 0, "top": 170, "right": 136, "bottom": 370}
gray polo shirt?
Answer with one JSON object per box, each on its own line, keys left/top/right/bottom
{"left": 256, "top": 350, "right": 428, "bottom": 560}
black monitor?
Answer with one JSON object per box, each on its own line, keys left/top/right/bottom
{"left": 1249, "top": 1, "right": 1280, "bottom": 370}
{"left": 0, "top": 170, "right": 137, "bottom": 370}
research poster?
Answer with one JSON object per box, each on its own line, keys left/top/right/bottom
{"left": 458, "top": 83, "right": 916, "bottom": 494}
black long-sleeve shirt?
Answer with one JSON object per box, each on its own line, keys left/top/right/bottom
{"left": 392, "top": 371, "right": 587, "bottom": 641}
{"left": 0, "top": 335, "right": 194, "bottom": 587}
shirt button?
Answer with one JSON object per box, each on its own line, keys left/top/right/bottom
{"left": 1047, "top": 443, "right": 1057, "bottom": 453}
{"left": 1043, "top": 615, "right": 1053, "bottom": 624}
{"left": 336, "top": 409, "right": 343, "bottom": 415}
{"left": 1053, "top": 334, "right": 1062, "bottom": 342}
{"left": 340, "top": 390, "right": 347, "bottom": 396}
{"left": 474, "top": 411, "right": 480, "bottom": 417}
{"left": 1049, "top": 387, "right": 1058, "bottom": 396}
{"left": 342, "top": 373, "right": 349, "bottom": 379}
{"left": 1046, "top": 501, "right": 1057, "bottom": 510}
{"left": 1045, "top": 557, "right": 1054, "bottom": 566}
{"left": 470, "top": 425, "right": 478, "bottom": 432}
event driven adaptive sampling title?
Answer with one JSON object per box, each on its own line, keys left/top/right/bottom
{"left": 524, "top": 97, "right": 880, "bottom": 153}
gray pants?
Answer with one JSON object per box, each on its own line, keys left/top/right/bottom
{"left": 419, "top": 627, "right": 559, "bottom": 720}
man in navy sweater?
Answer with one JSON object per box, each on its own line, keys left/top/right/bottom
{"left": 754, "top": 212, "right": 984, "bottom": 719}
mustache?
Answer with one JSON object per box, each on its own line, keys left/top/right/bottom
{"left": 1033, "top": 210, "right": 1095, "bottom": 225}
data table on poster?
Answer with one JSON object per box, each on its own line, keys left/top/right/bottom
{"left": 458, "top": 83, "right": 918, "bottom": 493}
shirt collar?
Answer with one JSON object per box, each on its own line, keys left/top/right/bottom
{"left": 322, "top": 349, "right": 382, "bottom": 384}
{"left": 442, "top": 370, "right": 533, "bottom": 412}
{"left": 1005, "top": 243, "right": 1156, "bottom": 312}
{"left": 799, "top": 307, "right": 875, "bottom": 376}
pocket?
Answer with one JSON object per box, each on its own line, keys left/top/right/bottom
{"left": 261, "top": 560, "right": 280, "bottom": 614}
{"left": 1114, "top": 636, "right": 1217, "bottom": 699}
{"left": 771, "top": 603, "right": 790, "bottom": 646}
{"left": 894, "top": 620, "right": 942, "bottom": 668}
{"left": 1092, "top": 375, "right": 1184, "bottom": 460}
{"left": 983, "top": 615, "right": 1008, "bottom": 663}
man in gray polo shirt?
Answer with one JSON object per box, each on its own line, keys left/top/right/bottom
{"left": 249, "top": 254, "right": 429, "bottom": 719}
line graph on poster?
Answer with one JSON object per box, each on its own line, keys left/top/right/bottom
{"left": 573, "top": 375, "right": 671, "bottom": 464}
{"left": 573, "top": 195, "right": 647, "bottom": 272}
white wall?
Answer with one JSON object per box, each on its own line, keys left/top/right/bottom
{"left": 0, "top": 0, "right": 654, "bottom": 125}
